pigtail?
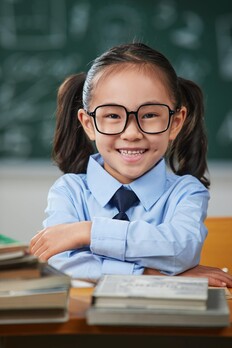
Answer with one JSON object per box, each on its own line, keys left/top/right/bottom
{"left": 167, "top": 77, "right": 210, "bottom": 188}
{"left": 52, "top": 73, "right": 94, "bottom": 173}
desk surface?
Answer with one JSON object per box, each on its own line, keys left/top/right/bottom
{"left": 0, "top": 287, "right": 232, "bottom": 338}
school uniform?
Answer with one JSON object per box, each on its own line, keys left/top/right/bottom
{"left": 44, "top": 153, "right": 209, "bottom": 281}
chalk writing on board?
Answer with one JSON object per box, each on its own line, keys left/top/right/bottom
{"left": 0, "top": 0, "right": 231, "bottom": 160}
{"left": 216, "top": 14, "right": 232, "bottom": 80}
{"left": 70, "top": 3, "right": 90, "bottom": 38}
{"left": 217, "top": 110, "right": 232, "bottom": 145}
{"left": 93, "top": 4, "right": 142, "bottom": 53}
{"left": 152, "top": 1, "right": 177, "bottom": 30}
{"left": 170, "top": 11, "right": 204, "bottom": 49}
{"left": 0, "top": 0, "right": 66, "bottom": 50}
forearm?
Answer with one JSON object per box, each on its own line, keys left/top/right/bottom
{"left": 30, "top": 220, "right": 144, "bottom": 277}
{"left": 90, "top": 217, "right": 206, "bottom": 274}
{"left": 30, "top": 221, "right": 91, "bottom": 261}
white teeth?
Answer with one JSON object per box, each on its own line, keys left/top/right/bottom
{"left": 120, "top": 150, "right": 145, "bottom": 155}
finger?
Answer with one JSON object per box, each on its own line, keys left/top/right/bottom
{"left": 32, "top": 243, "right": 49, "bottom": 259}
{"left": 34, "top": 245, "right": 57, "bottom": 262}
{"left": 29, "top": 230, "right": 46, "bottom": 250}
{"left": 209, "top": 271, "right": 232, "bottom": 287}
{"left": 30, "top": 235, "right": 48, "bottom": 255}
{"left": 30, "top": 229, "right": 53, "bottom": 254}
{"left": 29, "top": 239, "right": 40, "bottom": 254}
{"left": 207, "top": 276, "right": 227, "bottom": 287}
{"left": 220, "top": 274, "right": 232, "bottom": 287}
{"left": 36, "top": 249, "right": 50, "bottom": 262}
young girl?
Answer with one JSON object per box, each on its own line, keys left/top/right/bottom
{"left": 30, "top": 43, "right": 232, "bottom": 287}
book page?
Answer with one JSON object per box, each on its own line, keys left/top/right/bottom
{"left": 96, "top": 275, "right": 208, "bottom": 300}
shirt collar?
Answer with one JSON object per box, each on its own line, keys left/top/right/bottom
{"left": 128, "top": 159, "right": 167, "bottom": 210}
{"left": 87, "top": 154, "right": 122, "bottom": 207}
{"left": 87, "top": 153, "right": 167, "bottom": 210}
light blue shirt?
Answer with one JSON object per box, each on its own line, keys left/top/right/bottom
{"left": 45, "top": 153, "right": 209, "bottom": 281}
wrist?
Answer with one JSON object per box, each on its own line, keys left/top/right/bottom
{"left": 81, "top": 221, "right": 91, "bottom": 245}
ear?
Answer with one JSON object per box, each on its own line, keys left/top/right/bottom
{"left": 78, "top": 109, "right": 96, "bottom": 141}
{"left": 169, "top": 107, "right": 187, "bottom": 141}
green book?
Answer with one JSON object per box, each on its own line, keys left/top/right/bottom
{"left": 0, "top": 234, "right": 22, "bottom": 245}
{"left": 0, "top": 234, "right": 29, "bottom": 261}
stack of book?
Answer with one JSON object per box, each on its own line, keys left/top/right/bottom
{"left": 87, "top": 274, "right": 230, "bottom": 327}
{"left": 0, "top": 234, "right": 71, "bottom": 324}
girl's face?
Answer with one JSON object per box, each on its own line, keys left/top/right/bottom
{"left": 78, "top": 66, "right": 186, "bottom": 184}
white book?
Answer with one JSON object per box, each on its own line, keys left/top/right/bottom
{"left": 91, "top": 275, "right": 209, "bottom": 311}
{"left": 87, "top": 288, "right": 230, "bottom": 328}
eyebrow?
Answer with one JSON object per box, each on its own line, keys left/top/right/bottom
{"left": 93, "top": 100, "right": 166, "bottom": 108}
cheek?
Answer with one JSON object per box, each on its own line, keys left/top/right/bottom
{"left": 94, "top": 135, "right": 114, "bottom": 152}
{"left": 149, "top": 134, "right": 169, "bottom": 149}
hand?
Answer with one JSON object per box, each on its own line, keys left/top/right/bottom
{"left": 179, "top": 264, "right": 232, "bottom": 287}
{"left": 143, "top": 265, "right": 232, "bottom": 288}
{"left": 143, "top": 268, "right": 162, "bottom": 276}
{"left": 29, "top": 221, "right": 91, "bottom": 262}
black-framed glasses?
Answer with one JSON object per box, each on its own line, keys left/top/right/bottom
{"left": 86, "top": 103, "right": 176, "bottom": 135}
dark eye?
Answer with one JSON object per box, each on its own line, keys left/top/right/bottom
{"left": 105, "top": 113, "right": 121, "bottom": 119}
{"left": 142, "top": 113, "right": 159, "bottom": 119}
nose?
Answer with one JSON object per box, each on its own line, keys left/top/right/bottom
{"left": 120, "top": 114, "right": 143, "bottom": 140}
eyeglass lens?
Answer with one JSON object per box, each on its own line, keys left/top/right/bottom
{"left": 94, "top": 104, "right": 171, "bottom": 134}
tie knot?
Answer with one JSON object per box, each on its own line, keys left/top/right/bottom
{"left": 111, "top": 187, "right": 139, "bottom": 220}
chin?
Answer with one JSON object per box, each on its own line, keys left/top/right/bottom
{"left": 120, "top": 172, "right": 144, "bottom": 183}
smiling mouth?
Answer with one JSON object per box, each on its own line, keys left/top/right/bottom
{"left": 118, "top": 149, "right": 146, "bottom": 156}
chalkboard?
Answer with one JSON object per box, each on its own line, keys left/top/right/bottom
{"left": 0, "top": 0, "right": 232, "bottom": 161}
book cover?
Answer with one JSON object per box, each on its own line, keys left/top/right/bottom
{"left": 0, "top": 234, "right": 29, "bottom": 260}
{"left": 0, "top": 307, "right": 69, "bottom": 324}
{"left": 0, "top": 263, "right": 71, "bottom": 292}
{"left": 0, "top": 234, "right": 27, "bottom": 249}
{"left": 0, "top": 254, "right": 39, "bottom": 269}
{"left": 0, "top": 255, "right": 43, "bottom": 280}
{"left": 87, "top": 288, "right": 230, "bottom": 328}
{"left": 91, "top": 274, "right": 208, "bottom": 310}
{"left": 0, "top": 287, "right": 70, "bottom": 310}
{"left": 0, "top": 265, "right": 41, "bottom": 280}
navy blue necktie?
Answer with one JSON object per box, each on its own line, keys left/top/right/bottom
{"left": 111, "top": 187, "right": 139, "bottom": 221}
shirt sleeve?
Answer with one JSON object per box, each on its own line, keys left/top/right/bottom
{"left": 90, "top": 184, "right": 210, "bottom": 275}
{"left": 47, "top": 249, "right": 143, "bottom": 281}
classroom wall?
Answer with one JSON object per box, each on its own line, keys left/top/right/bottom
{"left": 0, "top": 162, "right": 231, "bottom": 243}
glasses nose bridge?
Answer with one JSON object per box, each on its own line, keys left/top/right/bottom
{"left": 126, "top": 110, "right": 138, "bottom": 118}
{"left": 123, "top": 109, "right": 141, "bottom": 133}
{"left": 125, "top": 110, "right": 139, "bottom": 127}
